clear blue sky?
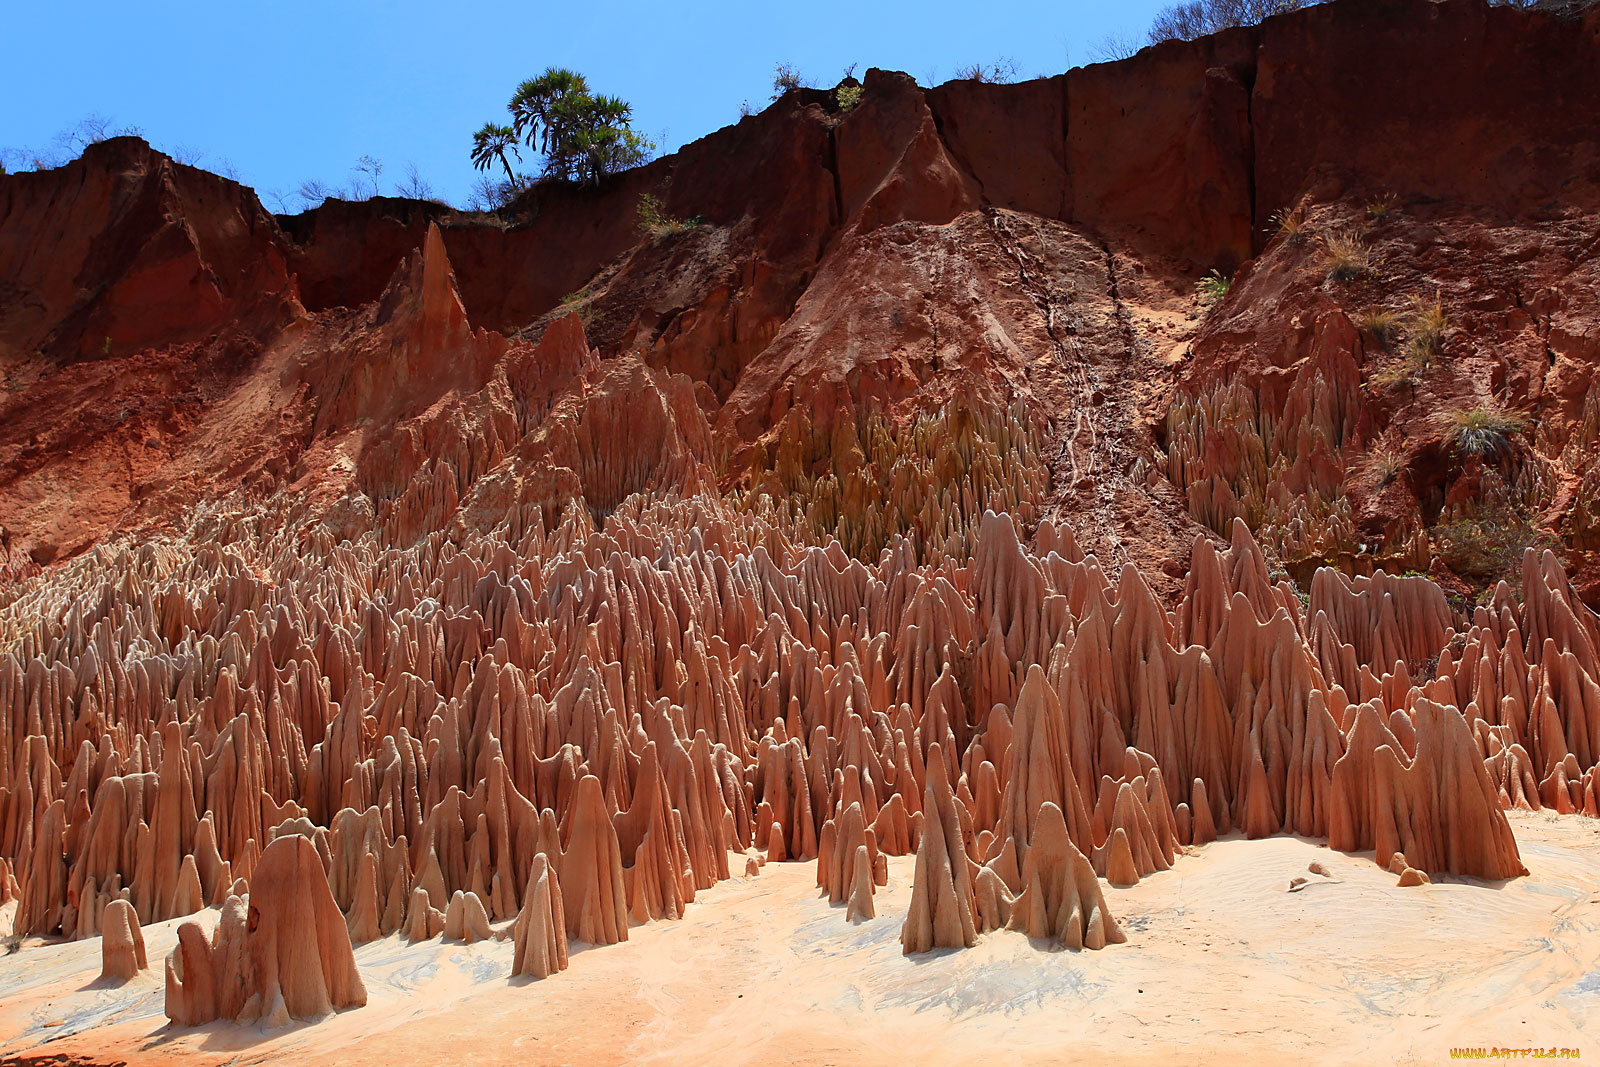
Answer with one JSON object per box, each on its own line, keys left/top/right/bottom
{"left": 1, "top": 0, "right": 1170, "bottom": 210}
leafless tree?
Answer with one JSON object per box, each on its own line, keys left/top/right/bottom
{"left": 294, "top": 177, "right": 335, "bottom": 209}
{"left": 954, "top": 58, "right": 1021, "bottom": 83}
{"left": 1090, "top": 31, "right": 1143, "bottom": 62}
{"left": 350, "top": 155, "right": 383, "bottom": 199}
{"left": 395, "top": 161, "right": 436, "bottom": 200}
{"left": 1149, "top": 0, "right": 1308, "bottom": 43}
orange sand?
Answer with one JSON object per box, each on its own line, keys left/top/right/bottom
{"left": 3, "top": 811, "right": 1595, "bottom": 1066}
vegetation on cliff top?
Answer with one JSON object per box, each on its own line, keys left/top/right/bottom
{"left": 467, "top": 68, "right": 654, "bottom": 208}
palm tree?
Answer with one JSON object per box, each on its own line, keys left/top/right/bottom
{"left": 490, "top": 69, "right": 650, "bottom": 186}
{"left": 570, "top": 97, "right": 643, "bottom": 184}
{"left": 470, "top": 123, "right": 520, "bottom": 184}
{"left": 509, "top": 68, "right": 589, "bottom": 155}
{"left": 590, "top": 95, "right": 633, "bottom": 127}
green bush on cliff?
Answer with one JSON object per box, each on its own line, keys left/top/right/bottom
{"left": 1445, "top": 406, "right": 1529, "bottom": 461}
{"left": 1433, "top": 513, "right": 1548, "bottom": 588}
{"left": 1319, "top": 230, "right": 1369, "bottom": 283}
{"left": 772, "top": 63, "right": 805, "bottom": 100}
{"left": 1405, "top": 291, "right": 1448, "bottom": 364}
{"left": 636, "top": 193, "right": 702, "bottom": 239}
{"left": 1197, "top": 270, "right": 1232, "bottom": 311}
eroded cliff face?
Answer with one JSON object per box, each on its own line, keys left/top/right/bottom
{"left": 1, "top": 0, "right": 1595, "bottom": 590}
{"left": 0, "top": 0, "right": 1598, "bottom": 1036}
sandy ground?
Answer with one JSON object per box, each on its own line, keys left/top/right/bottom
{"left": 2, "top": 811, "right": 1597, "bottom": 1066}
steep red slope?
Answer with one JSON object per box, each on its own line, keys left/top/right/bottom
{"left": 0, "top": 137, "right": 296, "bottom": 366}
{"left": 0, "top": 0, "right": 1593, "bottom": 593}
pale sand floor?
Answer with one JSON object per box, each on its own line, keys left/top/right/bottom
{"left": 2, "top": 811, "right": 1597, "bottom": 1066}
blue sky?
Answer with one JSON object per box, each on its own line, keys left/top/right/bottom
{"left": 2, "top": 0, "right": 1171, "bottom": 210}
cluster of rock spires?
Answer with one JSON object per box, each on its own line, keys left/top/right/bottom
{"left": 1, "top": 0, "right": 1598, "bottom": 1034}
{"left": 164, "top": 835, "right": 366, "bottom": 1025}
{"left": 4, "top": 392, "right": 1594, "bottom": 1020}
{"left": 1161, "top": 193, "right": 1600, "bottom": 597}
